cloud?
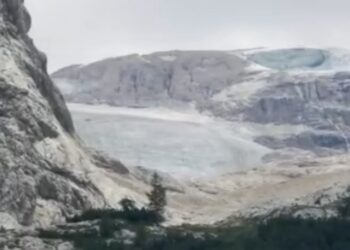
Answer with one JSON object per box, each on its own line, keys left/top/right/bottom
{"left": 26, "top": 0, "right": 350, "bottom": 72}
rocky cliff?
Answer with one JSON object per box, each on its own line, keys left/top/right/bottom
{"left": 52, "top": 51, "right": 247, "bottom": 108}
{"left": 0, "top": 0, "right": 136, "bottom": 229}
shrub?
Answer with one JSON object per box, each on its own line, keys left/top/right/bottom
{"left": 39, "top": 228, "right": 98, "bottom": 240}
{"left": 337, "top": 196, "right": 350, "bottom": 218}
{"left": 134, "top": 225, "right": 149, "bottom": 247}
{"left": 120, "top": 198, "right": 137, "bottom": 212}
{"left": 46, "top": 216, "right": 350, "bottom": 250}
{"left": 67, "top": 207, "right": 162, "bottom": 225}
{"left": 100, "top": 216, "right": 115, "bottom": 238}
{"left": 67, "top": 209, "right": 118, "bottom": 223}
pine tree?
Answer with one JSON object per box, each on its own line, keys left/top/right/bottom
{"left": 146, "top": 173, "right": 167, "bottom": 216}
{"left": 119, "top": 198, "right": 137, "bottom": 212}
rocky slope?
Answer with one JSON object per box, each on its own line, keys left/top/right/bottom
{"left": 0, "top": 0, "right": 145, "bottom": 231}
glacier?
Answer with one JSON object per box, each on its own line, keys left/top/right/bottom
{"left": 69, "top": 103, "right": 270, "bottom": 178}
{"left": 246, "top": 48, "right": 350, "bottom": 71}
{"left": 248, "top": 48, "right": 326, "bottom": 70}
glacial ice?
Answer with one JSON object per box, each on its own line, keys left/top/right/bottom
{"left": 53, "top": 48, "right": 350, "bottom": 179}
{"left": 69, "top": 104, "right": 270, "bottom": 178}
{"left": 247, "top": 48, "right": 350, "bottom": 71}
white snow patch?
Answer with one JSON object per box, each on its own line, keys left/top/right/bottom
{"left": 212, "top": 75, "right": 272, "bottom": 104}
{"left": 68, "top": 103, "right": 211, "bottom": 124}
{"left": 321, "top": 48, "right": 350, "bottom": 71}
{"left": 139, "top": 56, "right": 152, "bottom": 64}
{"left": 159, "top": 55, "right": 177, "bottom": 62}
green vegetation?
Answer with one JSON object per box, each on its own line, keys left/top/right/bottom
{"left": 336, "top": 187, "right": 350, "bottom": 218}
{"left": 39, "top": 178, "right": 350, "bottom": 250}
{"left": 66, "top": 207, "right": 162, "bottom": 225}
{"left": 147, "top": 173, "right": 167, "bottom": 216}
{"left": 120, "top": 198, "right": 137, "bottom": 212}
{"left": 67, "top": 173, "right": 166, "bottom": 225}
{"left": 99, "top": 215, "right": 115, "bottom": 238}
{"left": 41, "top": 216, "right": 350, "bottom": 250}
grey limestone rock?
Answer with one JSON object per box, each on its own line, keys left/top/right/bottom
{"left": 0, "top": 0, "right": 114, "bottom": 228}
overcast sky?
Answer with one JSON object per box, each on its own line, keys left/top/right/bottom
{"left": 26, "top": 0, "right": 350, "bottom": 72}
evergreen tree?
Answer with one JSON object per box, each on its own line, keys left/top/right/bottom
{"left": 119, "top": 198, "right": 137, "bottom": 212}
{"left": 147, "top": 173, "right": 167, "bottom": 215}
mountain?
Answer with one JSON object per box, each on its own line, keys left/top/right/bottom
{"left": 51, "top": 47, "right": 350, "bottom": 223}
{"left": 52, "top": 48, "right": 350, "bottom": 164}
{"left": 3, "top": 0, "right": 350, "bottom": 248}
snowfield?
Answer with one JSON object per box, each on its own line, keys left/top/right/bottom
{"left": 68, "top": 103, "right": 212, "bottom": 124}
{"left": 69, "top": 103, "right": 270, "bottom": 178}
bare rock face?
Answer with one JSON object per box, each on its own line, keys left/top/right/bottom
{"left": 52, "top": 51, "right": 248, "bottom": 107}
{"left": 0, "top": 0, "right": 109, "bottom": 227}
